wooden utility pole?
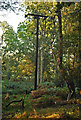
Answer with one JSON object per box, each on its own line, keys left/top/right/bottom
{"left": 25, "top": 14, "right": 48, "bottom": 90}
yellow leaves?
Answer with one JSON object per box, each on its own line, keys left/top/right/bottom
{"left": 4, "top": 92, "right": 9, "bottom": 100}
{"left": 17, "top": 75, "right": 21, "bottom": 79}
{"left": 55, "top": 102, "right": 56, "bottom": 104}
{"left": 33, "top": 108, "right": 37, "bottom": 116}
{"left": 72, "top": 100, "right": 74, "bottom": 104}
{"left": 3, "top": 85, "right": 5, "bottom": 88}
{"left": 60, "top": 69, "right": 63, "bottom": 73}
{"left": 22, "top": 59, "right": 27, "bottom": 63}
{"left": 12, "top": 66, "right": 16, "bottom": 70}
{"left": 22, "top": 70, "right": 26, "bottom": 74}
{"left": 14, "top": 112, "right": 21, "bottom": 119}
{"left": 18, "top": 65, "right": 23, "bottom": 69}
{"left": 16, "top": 58, "right": 18, "bottom": 61}
{"left": 6, "top": 92, "right": 9, "bottom": 98}
{"left": 14, "top": 111, "right": 27, "bottom": 119}
{"left": 57, "top": 58, "right": 60, "bottom": 65}
{"left": 76, "top": 99, "right": 79, "bottom": 104}
{"left": 53, "top": 2, "right": 57, "bottom": 7}
{"left": 50, "top": 49, "right": 52, "bottom": 52}
{"left": 22, "top": 111, "right": 26, "bottom": 116}
{"left": 80, "top": 90, "right": 81, "bottom": 94}
{"left": 43, "top": 44, "right": 46, "bottom": 47}
{"left": 29, "top": 109, "right": 39, "bottom": 118}
{"left": 49, "top": 96, "right": 51, "bottom": 100}
{"left": 66, "top": 7, "right": 69, "bottom": 10}
{"left": 26, "top": 72, "right": 31, "bottom": 75}
{"left": 62, "top": 30, "right": 65, "bottom": 35}
{"left": 63, "top": 12, "right": 67, "bottom": 15}
{"left": 17, "top": 57, "right": 35, "bottom": 76}
{"left": 76, "top": 99, "right": 81, "bottom": 104}
{"left": 46, "top": 113, "right": 60, "bottom": 118}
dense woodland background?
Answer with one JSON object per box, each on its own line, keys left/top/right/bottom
{"left": 0, "top": 1, "right": 81, "bottom": 119}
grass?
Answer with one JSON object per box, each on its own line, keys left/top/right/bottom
{"left": 2, "top": 80, "right": 80, "bottom": 119}
{"left": 2, "top": 94, "right": 33, "bottom": 119}
{"left": 2, "top": 80, "right": 34, "bottom": 94}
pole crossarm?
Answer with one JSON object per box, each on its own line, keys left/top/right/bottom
{"left": 25, "top": 13, "right": 48, "bottom": 19}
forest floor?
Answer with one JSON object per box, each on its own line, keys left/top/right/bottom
{"left": 2, "top": 94, "right": 80, "bottom": 119}
{"left": 2, "top": 81, "right": 81, "bottom": 119}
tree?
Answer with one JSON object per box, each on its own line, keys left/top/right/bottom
{"left": 2, "top": 22, "right": 35, "bottom": 81}
{"left": 1, "top": 1, "right": 79, "bottom": 94}
{"left": 23, "top": 2, "right": 58, "bottom": 83}
{"left": 0, "top": 0, "right": 24, "bottom": 15}
{"left": 2, "top": 24, "right": 19, "bottom": 80}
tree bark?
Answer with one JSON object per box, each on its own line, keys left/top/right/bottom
{"left": 40, "top": 49, "right": 43, "bottom": 84}
{"left": 57, "top": 2, "right": 76, "bottom": 100}
{"left": 37, "top": 47, "right": 39, "bottom": 85}
{"left": 35, "top": 17, "right": 39, "bottom": 90}
{"left": 57, "top": 2, "right": 63, "bottom": 68}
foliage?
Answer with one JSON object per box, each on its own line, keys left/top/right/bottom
{"left": 2, "top": 80, "right": 34, "bottom": 95}
{"left": 2, "top": 2, "right": 80, "bottom": 86}
{"left": 2, "top": 1, "right": 81, "bottom": 119}
{"left": 2, "top": 23, "right": 35, "bottom": 81}
{"left": 38, "top": 81, "right": 55, "bottom": 89}
{"left": 30, "top": 82, "right": 69, "bottom": 108}
{"left": 2, "top": 80, "right": 80, "bottom": 119}
{"left": 0, "top": 0, "right": 24, "bottom": 15}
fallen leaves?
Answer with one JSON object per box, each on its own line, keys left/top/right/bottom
{"left": 14, "top": 111, "right": 27, "bottom": 118}
{"left": 80, "top": 90, "right": 81, "bottom": 94}
{"left": 46, "top": 113, "right": 60, "bottom": 118}
{"left": 31, "top": 89, "right": 47, "bottom": 99}
{"left": 29, "top": 113, "right": 60, "bottom": 118}
{"left": 14, "top": 112, "right": 21, "bottom": 119}
{"left": 76, "top": 99, "right": 79, "bottom": 104}
{"left": 4, "top": 92, "right": 10, "bottom": 100}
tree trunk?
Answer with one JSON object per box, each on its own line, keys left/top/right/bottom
{"left": 40, "top": 19, "right": 46, "bottom": 84}
{"left": 37, "top": 47, "right": 39, "bottom": 85}
{"left": 57, "top": 2, "right": 63, "bottom": 68}
{"left": 34, "top": 17, "right": 39, "bottom": 90}
{"left": 40, "top": 49, "right": 43, "bottom": 84}
{"left": 57, "top": 2, "right": 75, "bottom": 100}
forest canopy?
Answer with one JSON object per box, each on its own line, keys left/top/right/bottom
{"left": 1, "top": 1, "right": 81, "bottom": 119}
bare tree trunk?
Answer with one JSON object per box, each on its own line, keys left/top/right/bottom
{"left": 57, "top": 2, "right": 63, "bottom": 68}
{"left": 57, "top": 2, "right": 76, "bottom": 100}
{"left": 37, "top": 47, "right": 39, "bottom": 85}
{"left": 40, "top": 19, "right": 46, "bottom": 84}
{"left": 40, "top": 49, "right": 43, "bottom": 84}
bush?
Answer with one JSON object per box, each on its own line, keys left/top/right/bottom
{"left": 30, "top": 82, "right": 69, "bottom": 108}
{"left": 2, "top": 81, "right": 34, "bottom": 95}
{"left": 38, "top": 82, "right": 55, "bottom": 89}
